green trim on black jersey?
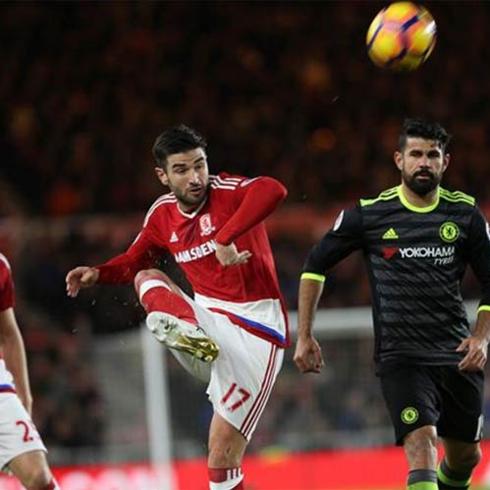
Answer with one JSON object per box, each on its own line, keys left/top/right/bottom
{"left": 439, "top": 188, "right": 476, "bottom": 206}
{"left": 478, "top": 305, "right": 490, "bottom": 313}
{"left": 398, "top": 186, "right": 440, "bottom": 213}
{"left": 359, "top": 187, "right": 398, "bottom": 207}
{"left": 360, "top": 186, "right": 476, "bottom": 211}
{"left": 301, "top": 272, "right": 326, "bottom": 283}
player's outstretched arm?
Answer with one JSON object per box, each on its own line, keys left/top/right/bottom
{"left": 66, "top": 266, "right": 100, "bottom": 298}
{"left": 294, "top": 275, "right": 325, "bottom": 374}
{"left": 67, "top": 225, "right": 163, "bottom": 294}
{"left": 0, "top": 308, "right": 32, "bottom": 414}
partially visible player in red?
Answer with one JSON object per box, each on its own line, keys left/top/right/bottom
{"left": 66, "top": 125, "right": 288, "bottom": 490}
{"left": 0, "top": 254, "right": 60, "bottom": 490}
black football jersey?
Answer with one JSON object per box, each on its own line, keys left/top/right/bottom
{"left": 304, "top": 186, "right": 490, "bottom": 366}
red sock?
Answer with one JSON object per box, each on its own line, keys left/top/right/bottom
{"left": 137, "top": 277, "right": 197, "bottom": 325}
{"left": 208, "top": 467, "right": 244, "bottom": 489}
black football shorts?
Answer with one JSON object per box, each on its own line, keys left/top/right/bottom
{"left": 379, "top": 363, "right": 484, "bottom": 445}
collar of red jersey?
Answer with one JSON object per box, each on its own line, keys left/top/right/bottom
{"left": 176, "top": 195, "right": 208, "bottom": 219}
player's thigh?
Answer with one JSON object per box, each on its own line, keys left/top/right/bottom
{"left": 379, "top": 364, "right": 440, "bottom": 445}
{"left": 8, "top": 449, "right": 51, "bottom": 481}
{"left": 0, "top": 394, "right": 47, "bottom": 471}
{"left": 177, "top": 300, "right": 285, "bottom": 439}
{"left": 204, "top": 318, "right": 284, "bottom": 441}
{"left": 438, "top": 367, "right": 484, "bottom": 443}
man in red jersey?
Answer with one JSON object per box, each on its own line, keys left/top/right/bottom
{"left": 0, "top": 254, "right": 60, "bottom": 490}
{"left": 66, "top": 125, "right": 288, "bottom": 490}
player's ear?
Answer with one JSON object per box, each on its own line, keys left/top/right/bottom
{"left": 394, "top": 151, "right": 403, "bottom": 171}
{"left": 442, "top": 153, "right": 450, "bottom": 172}
{"left": 155, "top": 167, "right": 169, "bottom": 186}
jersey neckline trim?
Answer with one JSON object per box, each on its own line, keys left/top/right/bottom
{"left": 397, "top": 185, "right": 439, "bottom": 213}
{"left": 176, "top": 195, "right": 208, "bottom": 219}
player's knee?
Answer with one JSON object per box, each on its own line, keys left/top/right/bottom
{"left": 448, "top": 445, "right": 482, "bottom": 472}
{"left": 134, "top": 269, "right": 169, "bottom": 292}
{"left": 404, "top": 426, "right": 438, "bottom": 458}
{"left": 406, "top": 425, "right": 438, "bottom": 445}
{"left": 464, "top": 446, "right": 482, "bottom": 469}
{"left": 473, "top": 446, "right": 483, "bottom": 466}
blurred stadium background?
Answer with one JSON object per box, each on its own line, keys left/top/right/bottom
{"left": 1, "top": 2, "right": 490, "bottom": 489}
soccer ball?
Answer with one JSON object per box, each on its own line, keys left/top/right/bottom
{"left": 366, "top": 2, "right": 436, "bottom": 71}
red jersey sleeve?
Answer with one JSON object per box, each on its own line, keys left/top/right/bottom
{"left": 0, "top": 254, "right": 15, "bottom": 311}
{"left": 214, "top": 176, "right": 287, "bottom": 246}
{"left": 96, "top": 225, "right": 164, "bottom": 284}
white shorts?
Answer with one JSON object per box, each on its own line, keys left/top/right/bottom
{"left": 0, "top": 393, "right": 47, "bottom": 469}
{"left": 182, "top": 296, "right": 284, "bottom": 441}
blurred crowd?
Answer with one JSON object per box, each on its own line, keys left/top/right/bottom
{"left": 1, "top": 2, "right": 490, "bottom": 218}
{"left": 1, "top": 1, "right": 490, "bottom": 464}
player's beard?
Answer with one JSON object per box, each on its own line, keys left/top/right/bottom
{"left": 173, "top": 184, "right": 208, "bottom": 209}
{"left": 403, "top": 169, "right": 441, "bottom": 196}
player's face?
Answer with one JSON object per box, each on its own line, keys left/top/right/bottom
{"left": 155, "top": 148, "right": 209, "bottom": 211}
{"left": 394, "top": 137, "right": 450, "bottom": 196}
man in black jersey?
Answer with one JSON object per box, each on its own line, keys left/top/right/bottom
{"left": 294, "top": 118, "right": 490, "bottom": 490}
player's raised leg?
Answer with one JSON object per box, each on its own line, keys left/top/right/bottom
{"left": 134, "top": 269, "right": 219, "bottom": 362}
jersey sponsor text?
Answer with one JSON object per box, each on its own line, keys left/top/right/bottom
{"left": 174, "top": 240, "right": 217, "bottom": 263}
{"left": 398, "top": 245, "right": 455, "bottom": 259}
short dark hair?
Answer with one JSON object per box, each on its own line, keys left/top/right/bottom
{"left": 152, "top": 124, "right": 207, "bottom": 168}
{"left": 398, "top": 118, "right": 451, "bottom": 152}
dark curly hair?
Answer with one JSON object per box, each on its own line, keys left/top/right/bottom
{"left": 152, "top": 124, "right": 207, "bottom": 169}
{"left": 398, "top": 118, "right": 451, "bottom": 152}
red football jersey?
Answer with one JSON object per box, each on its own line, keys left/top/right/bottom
{"left": 0, "top": 254, "right": 15, "bottom": 311}
{"left": 98, "top": 173, "right": 289, "bottom": 346}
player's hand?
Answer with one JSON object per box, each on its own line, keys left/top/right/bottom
{"left": 66, "top": 266, "right": 100, "bottom": 297}
{"left": 457, "top": 336, "right": 488, "bottom": 371}
{"left": 215, "top": 242, "right": 252, "bottom": 266}
{"left": 294, "top": 335, "right": 325, "bottom": 374}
